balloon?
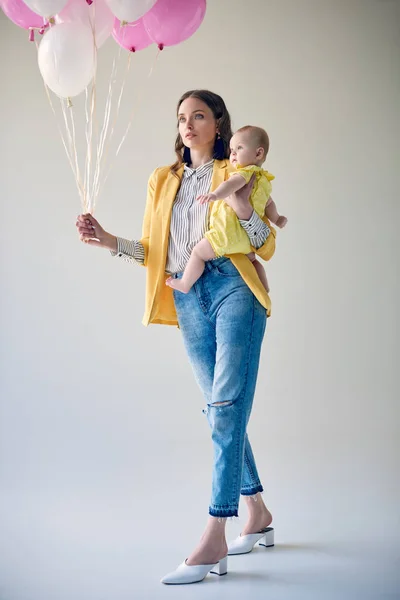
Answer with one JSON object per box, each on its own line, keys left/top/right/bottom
{"left": 112, "top": 17, "right": 152, "bottom": 52}
{"left": 143, "top": 0, "right": 206, "bottom": 48}
{"left": 21, "top": 0, "right": 68, "bottom": 18}
{"left": 38, "top": 22, "right": 96, "bottom": 97}
{"left": 104, "top": 0, "right": 156, "bottom": 23}
{"left": 55, "top": 0, "right": 114, "bottom": 48}
{"left": 0, "top": 0, "right": 44, "bottom": 29}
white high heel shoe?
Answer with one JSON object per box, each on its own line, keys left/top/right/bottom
{"left": 161, "top": 556, "right": 228, "bottom": 585}
{"left": 228, "top": 527, "right": 274, "bottom": 555}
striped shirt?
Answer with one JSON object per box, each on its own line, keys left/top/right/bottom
{"left": 113, "top": 160, "right": 270, "bottom": 274}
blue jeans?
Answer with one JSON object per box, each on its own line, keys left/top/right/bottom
{"left": 172, "top": 257, "right": 267, "bottom": 517}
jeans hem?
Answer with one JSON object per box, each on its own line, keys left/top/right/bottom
{"left": 241, "top": 484, "right": 264, "bottom": 496}
{"left": 209, "top": 507, "right": 239, "bottom": 518}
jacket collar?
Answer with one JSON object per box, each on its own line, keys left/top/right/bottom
{"left": 161, "top": 159, "right": 229, "bottom": 242}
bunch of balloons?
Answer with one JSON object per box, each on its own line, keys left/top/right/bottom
{"left": 1, "top": 0, "right": 207, "bottom": 97}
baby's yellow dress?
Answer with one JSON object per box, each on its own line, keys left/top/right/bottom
{"left": 205, "top": 165, "right": 274, "bottom": 257}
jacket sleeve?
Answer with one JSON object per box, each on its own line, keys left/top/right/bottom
{"left": 139, "top": 168, "right": 158, "bottom": 267}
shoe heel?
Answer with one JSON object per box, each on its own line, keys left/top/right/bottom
{"left": 210, "top": 556, "right": 228, "bottom": 576}
{"left": 259, "top": 527, "right": 274, "bottom": 548}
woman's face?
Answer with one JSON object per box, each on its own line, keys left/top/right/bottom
{"left": 178, "top": 97, "right": 218, "bottom": 153}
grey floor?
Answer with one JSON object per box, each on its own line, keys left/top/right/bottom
{"left": 1, "top": 491, "right": 399, "bottom": 600}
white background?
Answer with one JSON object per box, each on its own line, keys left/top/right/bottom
{"left": 1, "top": 1, "right": 399, "bottom": 598}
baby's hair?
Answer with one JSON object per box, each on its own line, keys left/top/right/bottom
{"left": 236, "top": 125, "right": 270, "bottom": 158}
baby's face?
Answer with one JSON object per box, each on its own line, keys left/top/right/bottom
{"left": 229, "top": 132, "right": 260, "bottom": 167}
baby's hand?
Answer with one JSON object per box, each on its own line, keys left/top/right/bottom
{"left": 197, "top": 192, "right": 217, "bottom": 205}
{"left": 276, "top": 215, "right": 288, "bottom": 228}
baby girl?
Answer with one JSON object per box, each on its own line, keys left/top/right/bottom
{"left": 166, "top": 125, "right": 287, "bottom": 294}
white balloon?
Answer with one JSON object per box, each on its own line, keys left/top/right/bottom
{"left": 22, "top": 0, "right": 68, "bottom": 18}
{"left": 55, "top": 0, "right": 114, "bottom": 48}
{"left": 104, "top": 0, "right": 156, "bottom": 23}
{"left": 38, "top": 23, "right": 97, "bottom": 98}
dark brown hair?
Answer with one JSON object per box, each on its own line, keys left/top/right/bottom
{"left": 171, "top": 90, "right": 233, "bottom": 175}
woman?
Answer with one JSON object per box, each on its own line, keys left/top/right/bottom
{"left": 76, "top": 90, "right": 275, "bottom": 585}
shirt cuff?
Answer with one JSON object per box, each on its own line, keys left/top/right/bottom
{"left": 239, "top": 211, "right": 270, "bottom": 250}
{"left": 110, "top": 237, "right": 145, "bottom": 264}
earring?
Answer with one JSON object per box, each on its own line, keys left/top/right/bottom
{"left": 213, "top": 132, "right": 225, "bottom": 160}
{"left": 183, "top": 146, "right": 191, "bottom": 164}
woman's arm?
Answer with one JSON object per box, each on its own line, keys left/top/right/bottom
{"left": 75, "top": 168, "right": 158, "bottom": 267}
{"left": 231, "top": 175, "right": 276, "bottom": 261}
{"left": 76, "top": 214, "right": 118, "bottom": 251}
{"left": 75, "top": 215, "right": 146, "bottom": 265}
{"left": 239, "top": 211, "right": 270, "bottom": 249}
{"left": 111, "top": 238, "right": 145, "bottom": 264}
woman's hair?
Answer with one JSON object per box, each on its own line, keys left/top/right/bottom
{"left": 171, "top": 90, "right": 233, "bottom": 175}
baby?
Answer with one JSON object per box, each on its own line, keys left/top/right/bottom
{"left": 166, "top": 125, "right": 287, "bottom": 294}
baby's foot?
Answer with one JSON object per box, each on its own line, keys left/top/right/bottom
{"left": 276, "top": 216, "right": 288, "bottom": 228}
{"left": 166, "top": 277, "right": 190, "bottom": 294}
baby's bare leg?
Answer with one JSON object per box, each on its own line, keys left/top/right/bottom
{"left": 247, "top": 253, "right": 270, "bottom": 293}
{"left": 166, "top": 238, "right": 216, "bottom": 294}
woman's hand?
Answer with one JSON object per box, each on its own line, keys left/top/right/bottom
{"left": 75, "top": 214, "right": 117, "bottom": 252}
{"left": 231, "top": 173, "right": 256, "bottom": 209}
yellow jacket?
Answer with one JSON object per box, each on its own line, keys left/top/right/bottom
{"left": 139, "top": 159, "right": 276, "bottom": 326}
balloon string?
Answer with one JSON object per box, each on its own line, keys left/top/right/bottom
{"left": 35, "top": 40, "right": 84, "bottom": 204}
{"left": 91, "top": 45, "right": 121, "bottom": 212}
{"left": 83, "top": 86, "right": 90, "bottom": 210}
{"left": 82, "top": 11, "right": 100, "bottom": 215}
{"left": 83, "top": 81, "right": 96, "bottom": 213}
{"left": 116, "top": 49, "right": 160, "bottom": 156}
{"left": 97, "top": 47, "right": 162, "bottom": 199}
{"left": 35, "top": 27, "right": 160, "bottom": 213}
{"left": 60, "top": 97, "right": 85, "bottom": 202}
{"left": 93, "top": 51, "right": 132, "bottom": 201}
{"left": 68, "top": 101, "right": 83, "bottom": 201}
{"left": 28, "top": 17, "right": 53, "bottom": 42}
{"left": 84, "top": 68, "right": 97, "bottom": 213}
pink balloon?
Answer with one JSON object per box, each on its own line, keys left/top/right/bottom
{"left": 112, "top": 17, "right": 152, "bottom": 52}
{"left": 55, "top": 0, "right": 114, "bottom": 48}
{"left": 0, "top": 0, "right": 44, "bottom": 29}
{"left": 143, "top": 0, "right": 206, "bottom": 48}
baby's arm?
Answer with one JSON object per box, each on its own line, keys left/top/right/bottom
{"left": 264, "top": 196, "right": 288, "bottom": 228}
{"left": 197, "top": 173, "right": 246, "bottom": 204}
{"left": 264, "top": 197, "right": 279, "bottom": 222}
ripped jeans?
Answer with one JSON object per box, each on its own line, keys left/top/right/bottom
{"left": 172, "top": 257, "right": 267, "bottom": 518}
